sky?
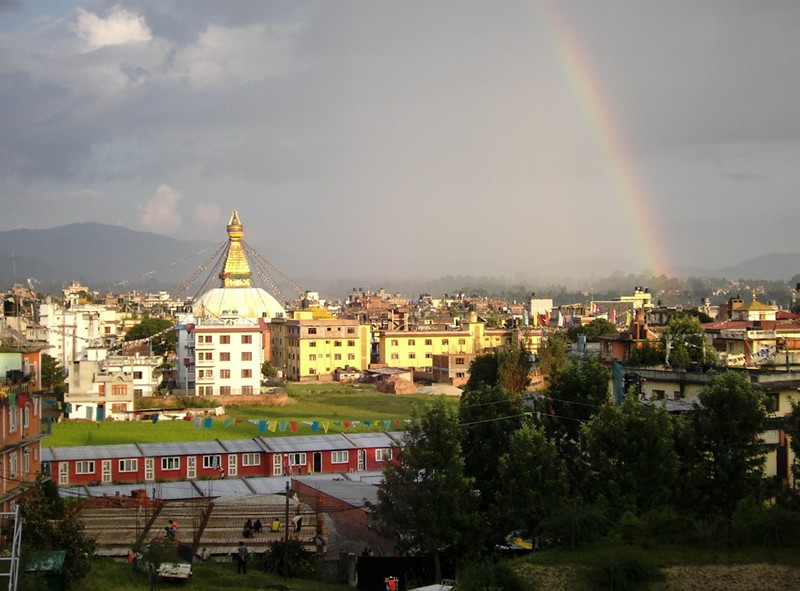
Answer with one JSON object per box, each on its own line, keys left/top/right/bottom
{"left": 2, "top": 0, "right": 800, "bottom": 281}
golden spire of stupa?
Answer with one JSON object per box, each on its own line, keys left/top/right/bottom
{"left": 219, "top": 210, "right": 252, "bottom": 288}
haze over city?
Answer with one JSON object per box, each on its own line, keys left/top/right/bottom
{"left": 2, "top": 1, "right": 799, "bottom": 281}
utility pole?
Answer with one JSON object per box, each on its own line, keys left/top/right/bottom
{"left": 283, "top": 479, "right": 291, "bottom": 578}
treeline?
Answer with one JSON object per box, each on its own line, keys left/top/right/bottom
{"left": 372, "top": 341, "right": 800, "bottom": 581}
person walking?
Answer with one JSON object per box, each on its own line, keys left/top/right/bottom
{"left": 237, "top": 540, "right": 249, "bottom": 574}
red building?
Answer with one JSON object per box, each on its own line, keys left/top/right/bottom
{"left": 43, "top": 432, "right": 403, "bottom": 487}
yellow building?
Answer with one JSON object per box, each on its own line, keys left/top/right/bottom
{"left": 377, "top": 314, "right": 542, "bottom": 371}
{"left": 270, "top": 310, "right": 371, "bottom": 381}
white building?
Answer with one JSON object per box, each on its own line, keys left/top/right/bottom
{"left": 64, "top": 346, "right": 135, "bottom": 420}
{"left": 175, "top": 210, "right": 285, "bottom": 396}
{"left": 38, "top": 298, "right": 120, "bottom": 369}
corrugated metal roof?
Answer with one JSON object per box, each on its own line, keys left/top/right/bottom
{"left": 137, "top": 440, "right": 227, "bottom": 456}
{"left": 46, "top": 444, "right": 141, "bottom": 461}
{"left": 218, "top": 439, "right": 263, "bottom": 453}
{"left": 342, "top": 432, "right": 397, "bottom": 448}
{"left": 258, "top": 434, "right": 354, "bottom": 452}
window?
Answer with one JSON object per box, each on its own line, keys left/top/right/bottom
{"left": 348, "top": 340, "right": 355, "bottom": 346}
{"left": 242, "top": 385, "right": 254, "bottom": 395}
{"left": 376, "top": 449, "right": 392, "bottom": 462}
{"left": 425, "top": 339, "right": 432, "bottom": 346}
{"left": 119, "top": 459, "right": 138, "bottom": 472}
{"left": 334, "top": 354, "right": 342, "bottom": 360}
{"left": 289, "top": 453, "right": 307, "bottom": 466}
{"left": 408, "top": 339, "right": 415, "bottom": 346}
{"left": 9, "top": 409, "right": 17, "bottom": 432}
{"left": 133, "top": 389, "right": 143, "bottom": 396}
{"left": 347, "top": 327, "right": 355, "bottom": 334}
{"left": 331, "top": 451, "right": 349, "bottom": 464}
{"left": 161, "top": 457, "right": 180, "bottom": 471}
{"left": 442, "top": 339, "right": 449, "bottom": 345}
{"left": 458, "top": 339, "right": 466, "bottom": 345}
{"left": 308, "top": 328, "right": 317, "bottom": 335}
{"left": 334, "top": 340, "right": 342, "bottom": 347}
{"left": 220, "top": 369, "right": 231, "bottom": 379}
{"left": 220, "top": 335, "right": 231, "bottom": 344}
{"left": 112, "top": 403, "right": 127, "bottom": 412}
{"left": 455, "top": 357, "right": 465, "bottom": 365}
{"left": 220, "top": 386, "right": 231, "bottom": 395}
{"left": 241, "top": 369, "right": 252, "bottom": 378}
{"left": 23, "top": 406, "right": 29, "bottom": 428}
{"left": 309, "top": 341, "right": 317, "bottom": 347}
{"left": 242, "top": 453, "right": 261, "bottom": 466}
{"left": 9, "top": 453, "right": 18, "bottom": 479}
{"left": 348, "top": 354, "right": 355, "bottom": 360}
{"left": 391, "top": 339, "right": 398, "bottom": 346}
{"left": 133, "top": 371, "right": 143, "bottom": 379}
{"left": 203, "top": 455, "right": 222, "bottom": 469}
{"left": 112, "top": 384, "right": 127, "bottom": 396}
{"left": 390, "top": 353, "right": 399, "bottom": 360}
{"left": 425, "top": 353, "right": 432, "bottom": 358}
{"left": 202, "top": 335, "right": 213, "bottom": 343}
{"left": 241, "top": 351, "right": 253, "bottom": 361}
{"left": 76, "top": 460, "right": 95, "bottom": 474}
{"left": 309, "top": 368, "right": 316, "bottom": 375}
{"left": 242, "top": 335, "right": 252, "bottom": 344}
{"left": 309, "top": 354, "right": 317, "bottom": 361}
{"left": 409, "top": 353, "right": 416, "bottom": 359}
{"left": 220, "top": 352, "right": 231, "bottom": 361}
{"left": 23, "top": 449, "right": 30, "bottom": 474}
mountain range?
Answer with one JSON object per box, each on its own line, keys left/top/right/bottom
{"left": 0, "top": 223, "right": 798, "bottom": 297}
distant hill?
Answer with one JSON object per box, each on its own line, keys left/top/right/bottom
{"left": 0, "top": 223, "right": 216, "bottom": 292}
{"left": 0, "top": 223, "right": 798, "bottom": 296}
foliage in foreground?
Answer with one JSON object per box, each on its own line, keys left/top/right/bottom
{"left": 580, "top": 547, "right": 664, "bottom": 591}
{"left": 14, "top": 479, "right": 96, "bottom": 589}
{"left": 260, "top": 540, "right": 319, "bottom": 579}
{"left": 454, "top": 559, "right": 530, "bottom": 591}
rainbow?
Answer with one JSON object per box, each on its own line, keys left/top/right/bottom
{"left": 538, "top": 4, "right": 670, "bottom": 276}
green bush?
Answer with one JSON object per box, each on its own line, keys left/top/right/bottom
{"left": 454, "top": 560, "right": 530, "bottom": 591}
{"left": 731, "top": 499, "right": 800, "bottom": 548}
{"left": 259, "top": 540, "right": 318, "bottom": 579}
{"left": 540, "top": 501, "right": 612, "bottom": 548}
{"left": 582, "top": 546, "right": 664, "bottom": 591}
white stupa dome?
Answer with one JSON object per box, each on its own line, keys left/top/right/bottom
{"left": 193, "top": 286, "right": 284, "bottom": 320}
{"left": 191, "top": 210, "right": 286, "bottom": 321}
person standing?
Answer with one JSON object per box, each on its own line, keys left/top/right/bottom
{"left": 237, "top": 540, "right": 249, "bottom": 574}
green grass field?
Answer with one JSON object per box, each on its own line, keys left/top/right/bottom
{"left": 46, "top": 383, "right": 457, "bottom": 447}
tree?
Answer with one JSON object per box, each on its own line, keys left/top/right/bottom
{"left": 495, "top": 423, "right": 568, "bottom": 537}
{"left": 125, "top": 316, "right": 176, "bottom": 357}
{"left": 541, "top": 356, "right": 610, "bottom": 495}
{"left": 261, "top": 360, "right": 278, "bottom": 379}
{"left": 465, "top": 341, "right": 532, "bottom": 395}
{"left": 624, "top": 341, "right": 664, "bottom": 366}
{"left": 688, "top": 372, "right": 767, "bottom": 519}
{"left": 16, "top": 478, "right": 96, "bottom": 588}
{"left": 537, "top": 330, "right": 570, "bottom": 386}
{"left": 459, "top": 385, "right": 523, "bottom": 548}
{"left": 374, "top": 397, "right": 479, "bottom": 582}
{"left": 567, "top": 318, "right": 618, "bottom": 342}
{"left": 41, "top": 353, "right": 66, "bottom": 394}
{"left": 785, "top": 401, "right": 800, "bottom": 489}
{"left": 583, "top": 396, "right": 679, "bottom": 514}
{"left": 663, "top": 313, "right": 708, "bottom": 366}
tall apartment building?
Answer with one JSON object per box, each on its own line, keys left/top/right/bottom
{"left": 270, "top": 310, "right": 371, "bottom": 381}
{"left": 0, "top": 324, "right": 45, "bottom": 512}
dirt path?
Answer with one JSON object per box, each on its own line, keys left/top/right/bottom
{"left": 516, "top": 563, "right": 800, "bottom": 591}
